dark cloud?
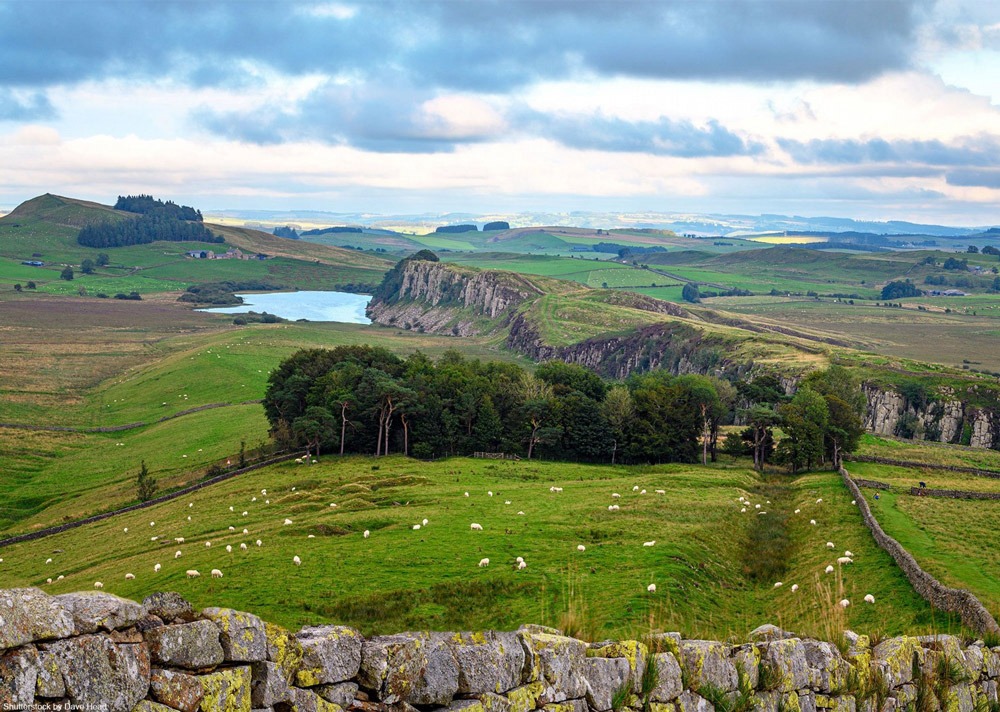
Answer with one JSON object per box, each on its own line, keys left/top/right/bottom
{"left": 0, "top": 91, "right": 56, "bottom": 121}
{"left": 0, "top": 0, "right": 924, "bottom": 92}
{"left": 946, "top": 169, "right": 1000, "bottom": 188}
{"left": 518, "top": 111, "right": 763, "bottom": 157}
{"left": 778, "top": 136, "right": 1000, "bottom": 167}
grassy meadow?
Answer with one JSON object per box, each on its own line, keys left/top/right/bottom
{"left": 0, "top": 456, "right": 939, "bottom": 640}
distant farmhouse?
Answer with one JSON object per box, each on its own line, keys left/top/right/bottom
{"left": 928, "top": 289, "right": 968, "bottom": 296}
{"left": 21, "top": 260, "right": 44, "bottom": 266}
{"left": 186, "top": 248, "right": 267, "bottom": 261}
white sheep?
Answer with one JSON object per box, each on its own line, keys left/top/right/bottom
{"left": 240, "top": 543, "right": 247, "bottom": 551}
{"left": 517, "top": 560, "right": 527, "bottom": 570}
{"left": 226, "top": 545, "right": 232, "bottom": 553}
{"left": 256, "top": 539, "right": 262, "bottom": 547}
{"left": 175, "top": 550, "right": 182, "bottom": 559}
{"left": 242, "top": 529, "right": 248, "bottom": 535}
{"left": 363, "top": 530, "right": 370, "bottom": 538}
{"left": 45, "top": 558, "right": 52, "bottom": 564}
{"left": 329, "top": 503, "right": 337, "bottom": 508}
{"left": 154, "top": 563, "right": 161, "bottom": 573}
{"left": 284, "top": 519, "right": 293, "bottom": 525}
{"left": 150, "top": 536, "right": 158, "bottom": 541}
{"left": 643, "top": 541, "right": 656, "bottom": 547}
{"left": 640, "top": 489, "right": 647, "bottom": 495}
{"left": 864, "top": 594, "right": 875, "bottom": 604}
{"left": 125, "top": 573, "right": 135, "bottom": 580}
{"left": 123, "top": 527, "right": 128, "bottom": 533}
{"left": 794, "top": 509, "right": 801, "bottom": 514}
{"left": 150, "top": 521, "right": 155, "bottom": 527}
{"left": 241, "top": 511, "right": 248, "bottom": 517}
{"left": 307, "top": 535, "right": 315, "bottom": 539}
{"left": 837, "top": 557, "right": 853, "bottom": 565}
{"left": 827, "top": 542, "right": 835, "bottom": 549}
{"left": 293, "top": 555, "right": 301, "bottom": 566}
{"left": 517, "top": 511, "right": 524, "bottom": 515}
{"left": 464, "top": 492, "right": 469, "bottom": 497}
{"left": 175, "top": 537, "right": 185, "bottom": 543}
{"left": 515, "top": 556, "right": 524, "bottom": 564}
{"left": 773, "top": 582, "right": 783, "bottom": 588}
{"left": 470, "top": 523, "right": 483, "bottom": 531}
{"left": 844, "top": 550, "right": 854, "bottom": 557}
{"left": 612, "top": 493, "right": 621, "bottom": 498}
{"left": 741, "top": 508, "right": 747, "bottom": 513}
{"left": 816, "top": 498, "right": 823, "bottom": 504}
{"left": 505, "top": 500, "right": 511, "bottom": 505}
{"left": 655, "top": 490, "right": 665, "bottom": 495}
{"left": 632, "top": 486, "right": 639, "bottom": 492}
{"left": 478, "top": 558, "right": 490, "bottom": 567}
{"left": 205, "top": 541, "right": 212, "bottom": 548}
{"left": 577, "top": 544, "right": 586, "bottom": 552}
{"left": 186, "top": 570, "right": 200, "bottom": 578}
{"left": 755, "top": 504, "right": 761, "bottom": 509}
{"left": 211, "top": 569, "right": 223, "bottom": 578}
{"left": 487, "top": 491, "right": 493, "bottom": 497}
{"left": 851, "top": 500, "right": 857, "bottom": 505}
{"left": 839, "top": 599, "right": 850, "bottom": 608}
{"left": 57, "top": 575, "right": 63, "bottom": 580}
{"left": 647, "top": 583, "right": 656, "bottom": 592}
{"left": 810, "top": 519, "right": 817, "bottom": 525}
{"left": 46, "top": 578, "right": 52, "bottom": 584}
{"left": 422, "top": 518, "right": 428, "bottom": 525}
{"left": 228, "top": 526, "right": 235, "bottom": 531}
{"left": 412, "top": 524, "right": 421, "bottom": 530}
{"left": 791, "top": 584, "right": 799, "bottom": 592}
{"left": 825, "top": 565, "right": 834, "bottom": 573}
{"left": 230, "top": 506, "right": 235, "bottom": 511}
{"left": 94, "top": 582, "right": 103, "bottom": 589}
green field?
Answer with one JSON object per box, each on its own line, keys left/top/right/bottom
{"left": 0, "top": 456, "right": 937, "bottom": 640}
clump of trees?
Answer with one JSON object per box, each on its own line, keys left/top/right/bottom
{"left": 177, "top": 280, "right": 283, "bottom": 305}
{"left": 136, "top": 460, "right": 157, "bottom": 502}
{"left": 880, "top": 279, "right": 921, "bottom": 300}
{"left": 115, "top": 194, "right": 202, "bottom": 221}
{"left": 263, "top": 346, "right": 863, "bottom": 471}
{"left": 681, "top": 282, "right": 700, "bottom": 303}
{"left": 483, "top": 221, "right": 510, "bottom": 231}
{"left": 435, "top": 224, "right": 478, "bottom": 233}
{"left": 78, "top": 216, "right": 222, "bottom": 248}
{"left": 273, "top": 226, "right": 299, "bottom": 239}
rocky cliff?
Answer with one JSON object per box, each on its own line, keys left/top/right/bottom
{"left": 864, "top": 383, "right": 999, "bottom": 449}
{"left": 4, "top": 586, "right": 1000, "bottom": 712}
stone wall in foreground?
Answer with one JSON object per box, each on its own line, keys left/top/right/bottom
{"left": 2, "top": 587, "right": 1000, "bottom": 712}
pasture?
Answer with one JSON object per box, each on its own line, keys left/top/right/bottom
{"left": 0, "top": 456, "right": 937, "bottom": 640}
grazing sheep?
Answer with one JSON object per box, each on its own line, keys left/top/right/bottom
{"left": 363, "top": 530, "right": 370, "bottom": 538}
{"left": 205, "top": 542, "right": 212, "bottom": 548}
{"left": 125, "top": 573, "right": 135, "bottom": 580}
{"left": 186, "top": 570, "right": 200, "bottom": 578}
{"left": 794, "top": 509, "right": 801, "bottom": 514}
{"left": 478, "top": 558, "right": 490, "bottom": 567}
{"left": 175, "top": 550, "right": 182, "bottom": 559}
{"left": 517, "top": 561, "right": 527, "bottom": 570}
{"left": 307, "top": 535, "right": 315, "bottom": 539}
{"left": 226, "top": 545, "right": 232, "bottom": 553}
{"left": 230, "top": 506, "right": 235, "bottom": 512}
{"left": 647, "top": 583, "right": 656, "bottom": 592}
{"left": 810, "top": 519, "right": 817, "bottom": 525}
{"left": 150, "top": 521, "right": 155, "bottom": 527}
{"left": 640, "top": 489, "right": 647, "bottom": 495}
{"left": 252, "top": 497, "right": 257, "bottom": 502}
{"left": 228, "top": 526, "right": 235, "bottom": 531}
{"left": 284, "top": 519, "right": 293, "bottom": 525}
{"left": 242, "top": 529, "right": 248, "bottom": 535}
{"left": 151, "top": 537, "right": 158, "bottom": 542}
{"left": 825, "top": 565, "right": 834, "bottom": 573}
{"left": 844, "top": 550, "right": 854, "bottom": 557}
{"left": 791, "top": 584, "right": 799, "bottom": 592}
{"left": 816, "top": 498, "right": 823, "bottom": 504}
{"left": 757, "top": 511, "right": 767, "bottom": 515}
{"left": 773, "top": 582, "right": 782, "bottom": 588}
{"left": 422, "top": 518, "right": 428, "bottom": 525}
{"left": 329, "top": 503, "right": 337, "bottom": 508}
{"left": 57, "top": 575, "right": 63, "bottom": 581}
{"left": 412, "top": 524, "right": 421, "bottom": 530}
{"left": 505, "top": 500, "right": 511, "bottom": 505}
{"left": 608, "top": 504, "right": 620, "bottom": 511}
{"left": 612, "top": 493, "right": 621, "bottom": 498}
{"left": 517, "top": 511, "right": 525, "bottom": 515}
{"left": 154, "top": 564, "right": 161, "bottom": 572}
{"left": 470, "top": 523, "right": 483, "bottom": 531}
{"left": 293, "top": 555, "right": 301, "bottom": 566}
{"left": 123, "top": 527, "right": 128, "bottom": 533}
{"left": 741, "top": 508, "right": 747, "bottom": 513}
{"left": 240, "top": 543, "right": 247, "bottom": 551}
{"left": 256, "top": 540, "right": 262, "bottom": 547}
{"left": 577, "top": 545, "right": 586, "bottom": 552}
{"left": 839, "top": 599, "right": 850, "bottom": 608}
{"left": 46, "top": 578, "right": 52, "bottom": 585}
{"left": 655, "top": 490, "right": 665, "bottom": 495}
{"left": 827, "top": 542, "right": 835, "bottom": 549}
{"left": 261, "top": 489, "right": 267, "bottom": 495}
{"left": 487, "top": 491, "right": 493, "bottom": 497}
{"left": 45, "top": 558, "right": 52, "bottom": 564}
{"left": 464, "top": 492, "right": 469, "bottom": 497}
{"left": 242, "top": 511, "right": 248, "bottom": 517}
{"left": 175, "top": 537, "right": 185, "bottom": 543}
{"left": 837, "top": 557, "right": 853, "bottom": 565}
{"left": 515, "top": 556, "right": 524, "bottom": 564}
{"left": 211, "top": 569, "right": 223, "bottom": 578}
{"left": 643, "top": 541, "right": 656, "bottom": 547}
{"left": 633, "top": 486, "right": 639, "bottom": 492}
{"left": 864, "top": 594, "right": 875, "bottom": 604}
{"left": 851, "top": 500, "right": 857, "bottom": 505}
{"left": 755, "top": 504, "right": 761, "bottom": 509}
{"left": 94, "top": 582, "right": 103, "bottom": 589}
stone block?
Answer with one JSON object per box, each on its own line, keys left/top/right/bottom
{"left": 449, "top": 630, "right": 526, "bottom": 695}
{"left": 150, "top": 668, "right": 205, "bottom": 712}
{"left": 518, "top": 632, "right": 588, "bottom": 702}
{"left": 145, "top": 620, "right": 224, "bottom": 670}
{"left": 45, "top": 635, "right": 150, "bottom": 712}
{"left": 648, "top": 652, "right": 683, "bottom": 703}
{"left": 759, "top": 639, "right": 809, "bottom": 693}
{"left": 55, "top": 592, "right": 144, "bottom": 635}
{"left": 581, "top": 655, "right": 631, "bottom": 711}
{"left": 250, "top": 661, "right": 292, "bottom": 708}
{"left": 0, "top": 644, "right": 39, "bottom": 708}
{"left": 295, "top": 625, "right": 363, "bottom": 687}
{"left": 142, "top": 592, "right": 195, "bottom": 623}
{"left": 203, "top": 608, "right": 267, "bottom": 663}
{"left": 0, "top": 588, "right": 74, "bottom": 650}
{"left": 197, "top": 666, "right": 252, "bottom": 712}
{"left": 358, "top": 632, "right": 459, "bottom": 705}
{"left": 588, "top": 640, "right": 647, "bottom": 694}
{"left": 681, "top": 640, "right": 738, "bottom": 692}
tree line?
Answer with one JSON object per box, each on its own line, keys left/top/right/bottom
{"left": 78, "top": 214, "right": 223, "bottom": 248}
{"left": 263, "top": 346, "right": 864, "bottom": 471}
{"left": 114, "top": 194, "right": 202, "bottom": 221}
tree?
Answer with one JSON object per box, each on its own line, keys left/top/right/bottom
{"left": 26, "top": 281, "right": 36, "bottom": 289}
{"left": 675, "top": 375, "right": 722, "bottom": 465}
{"left": 880, "top": 280, "right": 920, "bottom": 300}
{"left": 681, "top": 282, "right": 701, "bottom": 303}
{"left": 136, "top": 460, "right": 157, "bottom": 502}
{"left": 967, "top": 245, "right": 980, "bottom": 253}
{"left": 13, "top": 283, "right": 21, "bottom": 292}
{"left": 60, "top": 266, "right": 74, "bottom": 281}
{"left": 775, "top": 387, "right": 828, "bottom": 473}
{"left": 293, "top": 406, "right": 337, "bottom": 456}
{"left": 96, "top": 253, "right": 110, "bottom": 266}
{"left": 602, "top": 385, "right": 635, "bottom": 464}
{"left": 741, "top": 405, "right": 779, "bottom": 471}
{"left": 81, "top": 258, "right": 95, "bottom": 274}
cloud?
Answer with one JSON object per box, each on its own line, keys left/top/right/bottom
{"left": 778, "top": 135, "right": 1000, "bottom": 167}
{"left": 0, "top": 91, "right": 56, "bottom": 122}
{"left": 0, "top": 0, "right": 925, "bottom": 93}
{"left": 946, "top": 169, "right": 1000, "bottom": 188}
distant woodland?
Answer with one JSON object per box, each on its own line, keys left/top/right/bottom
{"left": 77, "top": 194, "right": 222, "bottom": 248}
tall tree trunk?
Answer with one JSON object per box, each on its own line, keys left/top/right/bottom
{"left": 340, "top": 402, "right": 348, "bottom": 456}
{"left": 401, "top": 413, "right": 410, "bottom": 456}
{"left": 376, "top": 409, "right": 385, "bottom": 456}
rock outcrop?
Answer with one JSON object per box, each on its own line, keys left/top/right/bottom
{"left": 2, "top": 586, "right": 1000, "bottom": 712}
{"left": 864, "top": 383, "right": 999, "bottom": 449}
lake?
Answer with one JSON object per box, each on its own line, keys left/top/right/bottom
{"left": 199, "top": 291, "right": 372, "bottom": 324}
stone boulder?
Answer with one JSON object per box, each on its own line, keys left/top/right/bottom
{"left": 519, "top": 631, "right": 588, "bottom": 702}
{"left": 250, "top": 661, "right": 293, "bottom": 708}
{"left": 36, "top": 648, "right": 65, "bottom": 698}
{"left": 759, "top": 638, "right": 809, "bottom": 693}
{"left": 313, "top": 681, "right": 358, "bottom": 708}
{"left": 581, "top": 655, "right": 631, "bottom": 711}
{"left": 203, "top": 607, "right": 267, "bottom": 663}
{"left": 265, "top": 621, "right": 304, "bottom": 683}
{"left": 0, "top": 644, "right": 40, "bottom": 708}
{"left": 295, "top": 625, "right": 363, "bottom": 687}
{"left": 872, "top": 637, "right": 923, "bottom": 689}
{"left": 588, "top": 640, "right": 647, "bottom": 694}
{"left": 0, "top": 588, "right": 74, "bottom": 650}
{"left": 648, "top": 652, "right": 684, "bottom": 703}
{"left": 449, "top": 630, "right": 526, "bottom": 695}
{"left": 44, "top": 635, "right": 149, "bottom": 712}
{"left": 198, "top": 666, "right": 252, "bottom": 712}
{"left": 801, "top": 640, "right": 849, "bottom": 693}
{"left": 680, "top": 640, "right": 737, "bottom": 692}
{"left": 359, "top": 632, "right": 459, "bottom": 705}
{"left": 287, "top": 685, "right": 344, "bottom": 712}
{"left": 149, "top": 668, "right": 205, "bottom": 712}
{"left": 144, "top": 619, "right": 224, "bottom": 670}
{"left": 55, "top": 592, "right": 144, "bottom": 635}
{"left": 142, "top": 592, "right": 195, "bottom": 623}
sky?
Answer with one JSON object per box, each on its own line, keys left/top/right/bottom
{"left": 2, "top": 0, "right": 1000, "bottom": 225}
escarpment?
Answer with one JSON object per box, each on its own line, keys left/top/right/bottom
{"left": 864, "top": 382, "right": 1000, "bottom": 449}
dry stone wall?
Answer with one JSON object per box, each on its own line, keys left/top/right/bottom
{"left": 3, "top": 587, "right": 1000, "bottom": 712}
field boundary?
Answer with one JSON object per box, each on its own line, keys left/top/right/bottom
{"left": 0, "top": 399, "right": 262, "bottom": 434}
{"left": 908, "top": 486, "right": 1000, "bottom": 500}
{"left": 841, "top": 466, "right": 1000, "bottom": 634}
{"left": 0, "top": 452, "right": 296, "bottom": 549}
{"left": 844, "top": 453, "right": 1000, "bottom": 479}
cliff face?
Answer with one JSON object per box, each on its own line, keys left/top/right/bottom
{"left": 864, "top": 383, "right": 998, "bottom": 449}
{"left": 366, "top": 259, "right": 544, "bottom": 336}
